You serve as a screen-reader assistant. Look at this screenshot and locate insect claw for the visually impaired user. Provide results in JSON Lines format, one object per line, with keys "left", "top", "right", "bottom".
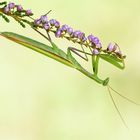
{"left": 103, "top": 77, "right": 109, "bottom": 86}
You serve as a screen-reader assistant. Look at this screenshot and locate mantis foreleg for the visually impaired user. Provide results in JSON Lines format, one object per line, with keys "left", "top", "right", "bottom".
{"left": 92, "top": 55, "right": 100, "bottom": 75}
{"left": 67, "top": 46, "right": 92, "bottom": 61}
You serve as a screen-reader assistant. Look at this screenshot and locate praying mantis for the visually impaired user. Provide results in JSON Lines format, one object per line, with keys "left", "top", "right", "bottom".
{"left": 0, "top": 1, "right": 139, "bottom": 128}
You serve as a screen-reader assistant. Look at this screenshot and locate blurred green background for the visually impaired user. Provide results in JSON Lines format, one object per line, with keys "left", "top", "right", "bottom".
{"left": 0, "top": 0, "right": 140, "bottom": 140}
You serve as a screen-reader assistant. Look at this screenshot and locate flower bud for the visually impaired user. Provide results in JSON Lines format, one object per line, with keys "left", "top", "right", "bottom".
{"left": 82, "top": 37, "right": 87, "bottom": 42}
{"left": 16, "top": 5, "right": 23, "bottom": 12}
{"left": 88, "top": 34, "right": 94, "bottom": 42}
{"left": 73, "top": 30, "right": 81, "bottom": 38}
{"left": 107, "top": 43, "right": 117, "bottom": 52}
{"left": 67, "top": 27, "right": 73, "bottom": 35}
{"left": 34, "top": 19, "right": 41, "bottom": 25}
{"left": 107, "top": 43, "right": 114, "bottom": 52}
{"left": 92, "top": 37, "right": 99, "bottom": 45}
{"left": 49, "top": 19, "right": 56, "bottom": 25}
{"left": 113, "top": 44, "right": 117, "bottom": 51}
{"left": 40, "top": 15, "right": 48, "bottom": 23}
{"left": 54, "top": 21, "right": 60, "bottom": 28}
{"left": 8, "top": 2, "right": 15, "bottom": 9}
{"left": 61, "top": 24, "right": 69, "bottom": 31}
{"left": 96, "top": 43, "right": 102, "bottom": 49}
{"left": 4, "top": 6, "right": 10, "bottom": 13}
{"left": 92, "top": 49, "right": 99, "bottom": 55}
{"left": 25, "top": 9, "right": 33, "bottom": 16}
{"left": 44, "top": 23, "right": 50, "bottom": 30}
{"left": 55, "top": 29, "right": 62, "bottom": 38}
{"left": 77, "top": 32, "right": 85, "bottom": 40}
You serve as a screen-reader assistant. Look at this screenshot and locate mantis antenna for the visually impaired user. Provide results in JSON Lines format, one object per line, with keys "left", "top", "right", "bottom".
{"left": 107, "top": 86, "right": 129, "bottom": 128}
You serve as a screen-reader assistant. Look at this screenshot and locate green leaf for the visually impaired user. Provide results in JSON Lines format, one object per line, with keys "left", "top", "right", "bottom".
{"left": 0, "top": 13, "right": 10, "bottom": 22}
{"left": 99, "top": 54, "right": 125, "bottom": 69}
{"left": 0, "top": 2, "right": 7, "bottom": 5}
{"left": 0, "top": 32, "right": 108, "bottom": 85}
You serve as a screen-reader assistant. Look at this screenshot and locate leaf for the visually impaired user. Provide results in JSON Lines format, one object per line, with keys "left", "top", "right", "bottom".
{"left": 0, "top": 32, "right": 108, "bottom": 85}
{"left": 99, "top": 54, "right": 125, "bottom": 69}
{"left": 0, "top": 2, "right": 7, "bottom": 5}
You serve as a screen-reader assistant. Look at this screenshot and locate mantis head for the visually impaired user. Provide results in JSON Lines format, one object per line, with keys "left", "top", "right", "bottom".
{"left": 100, "top": 43, "right": 126, "bottom": 70}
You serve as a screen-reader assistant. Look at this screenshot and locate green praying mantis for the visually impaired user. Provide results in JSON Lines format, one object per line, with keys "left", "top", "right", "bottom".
{"left": 0, "top": 1, "right": 139, "bottom": 128}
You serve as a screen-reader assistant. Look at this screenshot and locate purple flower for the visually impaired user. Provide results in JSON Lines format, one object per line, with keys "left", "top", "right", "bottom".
{"left": 73, "top": 30, "right": 81, "bottom": 38}
{"left": 55, "top": 29, "right": 62, "bottom": 38}
{"left": 16, "top": 5, "right": 23, "bottom": 12}
{"left": 107, "top": 43, "right": 117, "bottom": 52}
{"left": 54, "top": 21, "right": 60, "bottom": 28}
{"left": 40, "top": 15, "right": 48, "bottom": 23}
{"left": 88, "top": 34, "right": 94, "bottom": 42}
{"left": 44, "top": 23, "right": 50, "bottom": 30}
{"left": 88, "top": 35, "right": 100, "bottom": 45}
{"left": 25, "top": 9, "right": 33, "bottom": 16}
{"left": 113, "top": 44, "right": 117, "bottom": 51}
{"left": 82, "top": 37, "right": 87, "bottom": 42}
{"left": 49, "top": 19, "right": 56, "bottom": 25}
{"left": 49, "top": 19, "right": 60, "bottom": 28}
{"left": 67, "top": 27, "right": 73, "bottom": 35}
{"left": 34, "top": 19, "right": 41, "bottom": 25}
{"left": 61, "top": 24, "right": 69, "bottom": 31}
{"left": 4, "top": 6, "right": 10, "bottom": 13}
{"left": 92, "top": 37, "right": 99, "bottom": 45}
{"left": 8, "top": 2, "right": 15, "bottom": 9}
{"left": 79, "top": 33, "right": 85, "bottom": 40}
{"left": 107, "top": 43, "right": 115, "bottom": 52}
{"left": 92, "top": 49, "right": 99, "bottom": 55}
{"left": 96, "top": 43, "right": 102, "bottom": 49}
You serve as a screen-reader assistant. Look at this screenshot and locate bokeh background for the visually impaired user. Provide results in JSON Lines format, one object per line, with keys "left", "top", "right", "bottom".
{"left": 0, "top": 0, "right": 140, "bottom": 140}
